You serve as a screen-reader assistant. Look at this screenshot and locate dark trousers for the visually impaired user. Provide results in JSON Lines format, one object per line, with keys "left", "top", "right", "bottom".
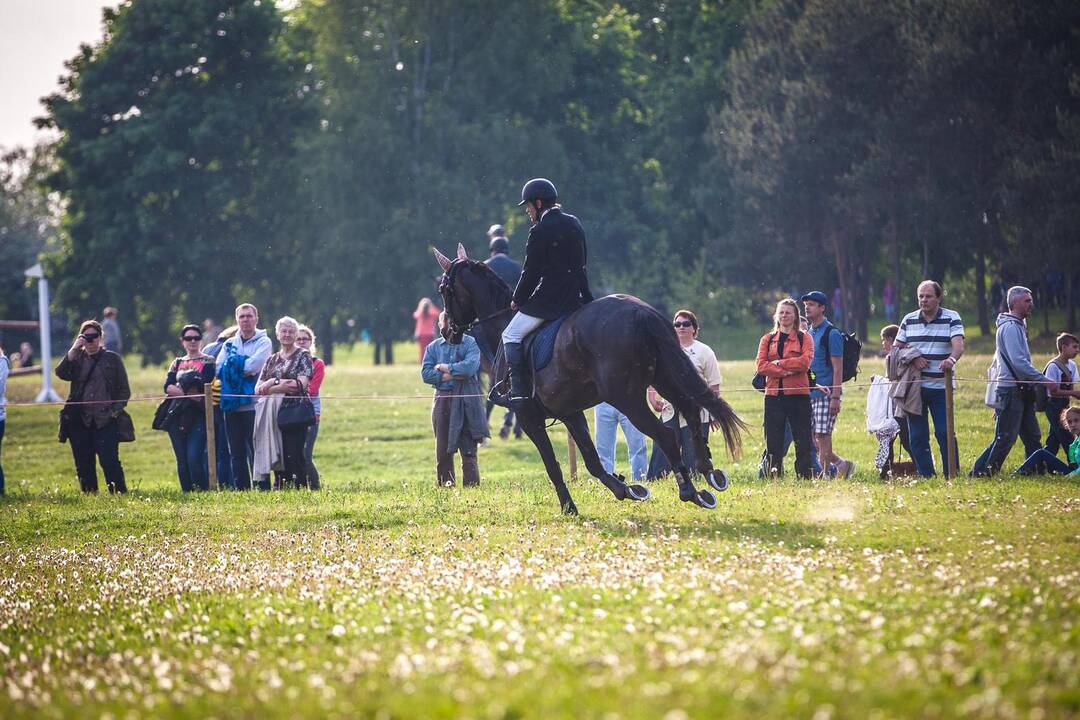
{"left": 213, "top": 406, "right": 234, "bottom": 490}
{"left": 0, "top": 418, "right": 5, "bottom": 495}
{"left": 224, "top": 410, "right": 255, "bottom": 490}
{"left": 280, "top": 426, "right": 310, "bottom": 489}
{"left": 1015, "top": 448, "right": 1073, "bottom": 476}
{"left": 1045, "top": 403, "right": 1073, "bottom": 458}
{"left": 763, "top": 394, "right": 814, "bottom": 478}
{"left": 168, "top": 417, "right": 208, "bottom": 492}
{"left": 972, "top": 387, "right": 1043, "bottom": 476}
{"left": 646, "top": 417, "right": 710, "bottom": 480}
{"left": 433, "top": 394, "right": 479, "bottom": 487}
{"left": 68, "top": 419, "right": 126, "bottom": 493}
{"left": 907, "top": 387, "right": 960, "bottom": 477}
{"left": 303, "top": 422, "right": 321, "bottom": 490}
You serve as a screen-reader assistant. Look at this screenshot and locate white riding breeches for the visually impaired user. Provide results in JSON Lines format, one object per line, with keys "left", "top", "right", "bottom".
{"left": 501, "top": 311, "right": 545, "bottom": 345}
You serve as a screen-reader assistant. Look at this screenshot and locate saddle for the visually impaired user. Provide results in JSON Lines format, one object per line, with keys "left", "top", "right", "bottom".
{"left": 524, "top": 314, "right": 571, "bottom": 372}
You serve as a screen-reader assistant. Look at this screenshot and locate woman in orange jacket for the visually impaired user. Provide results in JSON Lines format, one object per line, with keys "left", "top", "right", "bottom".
{"left": 756, "top": 298, "right": 816, "bottom": 477}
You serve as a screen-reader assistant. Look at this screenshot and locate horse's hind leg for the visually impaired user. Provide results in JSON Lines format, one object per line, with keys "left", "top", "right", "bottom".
{"left": 615, "top": 396, "right": 716, "bottom": 510}
{"left": 561, "top": 412, "right": 649, "bottom": 502}
{"left": 516, "top": 403, "right": 578, "bottom": 515}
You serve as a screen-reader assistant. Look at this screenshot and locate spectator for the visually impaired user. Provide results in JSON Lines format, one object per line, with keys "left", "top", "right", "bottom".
{"left": 882, "top": 280, "right": 897, "bottom": 322}
{"left": 214, "top": 304, "right": 271, "bottom": 491}
{"left": 422, "top": 312, "right": 488, "bottom": 487}
{"left": 296, "top": 324, "right": 325, "bottom": 490}
{"left": 102, "top": 307, "right": 123, "bottom": 355}
{"left": 990, "top": 275, "right": 1007, "bottom": 314}
{"left": 256, "top": 317, "right": 314, "bottom": 489}
{"left": 17, "top": 342, "right": 33, "bottom": 368}
{"left": 831, "top": 287, "right": 844, "bottom": 324}
{"left": 972, "top": 286, "right": 1050, "bottom": 476}
{"left": 0, "top": 342, "right": 6, "bottom": 495}
{"left": 594, "top": 403, "right": 648, "bottom": 482}
{"left": 1043, "top": 333, "right": 1080, "bottom": 459}
{"left": 413, "top": 298, "right": 441, "bottom": 364}
{"left": 757, "top": 316, "right": 826, "bottom": 478}
{"left": 892, "top": 281, "right": 964, "bottom": 477}
{"left": 880, "top": 324, "right": 916, "bottom": 477}
{"left": 1014, "top": 406, "right": 1080, "bottom": 476}
{"left": 163, "top": 324, "right": 216, "bottom": 492}
{"left": 484, "top": 225, "right": 524, "bottom": 440}
{"left": 56, "top": 320, "right": 131, "bottom": 493}
{"left": 646, "top": 310, "right": 722, "bottom": 479}
{"left": 201, "top": 325, "right": 237, "bottom": 490}
{"left": 757, "top": 298, "right": 816, "bottom": 478}
{"left": 203, "top": 318, "right": 223, "bottom": 343}
{"left": 801, "top": 291, "right": 855, "bottom": 478}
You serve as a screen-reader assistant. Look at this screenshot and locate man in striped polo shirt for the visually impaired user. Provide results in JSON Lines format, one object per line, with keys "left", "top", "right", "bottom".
{"left": 895, "top": 280, "right": 965, "bottom": 476}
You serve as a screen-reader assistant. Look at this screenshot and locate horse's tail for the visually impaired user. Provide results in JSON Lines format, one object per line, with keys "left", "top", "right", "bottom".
{"left": 639, "top": 309, "right": 748, "bottom": 459}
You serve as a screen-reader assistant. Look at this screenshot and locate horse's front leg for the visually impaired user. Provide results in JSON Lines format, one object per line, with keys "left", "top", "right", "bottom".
{"left": 516, "top": 403, "right": 578, "bottom": 515}
{"left": 561, "top": 412, "right": 649, "bottom": 502}
{"left": 686, "top": 415, "right": 729, "bottom": 493}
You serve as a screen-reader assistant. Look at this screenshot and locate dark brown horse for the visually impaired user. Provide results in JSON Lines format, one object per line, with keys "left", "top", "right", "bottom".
{"left": 434, "top": 244, "right": 748, "bottom": 515}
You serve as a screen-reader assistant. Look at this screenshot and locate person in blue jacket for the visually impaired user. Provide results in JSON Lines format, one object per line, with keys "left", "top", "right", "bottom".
{"left": 422, "top": 313, "right": 489, "bottom": 487}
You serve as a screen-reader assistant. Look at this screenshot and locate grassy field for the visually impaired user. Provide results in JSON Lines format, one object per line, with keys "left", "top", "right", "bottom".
{"left": 1, "top": 343, "right": 1078, "bottom": 719}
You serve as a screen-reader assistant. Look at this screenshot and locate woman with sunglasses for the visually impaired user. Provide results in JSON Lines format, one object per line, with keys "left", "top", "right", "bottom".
{"left": 646, "top": 309, "right": 723, "bottom": 479}
{"left": 55, "top": 320, "right": 131, "bottom": 493}
{"left": 163, "top": 324, "right": 217, "bottom": 491}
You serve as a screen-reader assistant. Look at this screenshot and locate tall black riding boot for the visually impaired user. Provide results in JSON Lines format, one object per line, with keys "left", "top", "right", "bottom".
{"left": 504, "top": 342, "right": 532, "bottom": 411}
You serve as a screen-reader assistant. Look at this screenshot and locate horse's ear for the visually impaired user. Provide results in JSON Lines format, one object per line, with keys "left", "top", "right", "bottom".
{"left": 433, "top": 247, "right": 452, "bottom": 272}
{"left": 456, "top": 243, "right": 469, "bottom": 261}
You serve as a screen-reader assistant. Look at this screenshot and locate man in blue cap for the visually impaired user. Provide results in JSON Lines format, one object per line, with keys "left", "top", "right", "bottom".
{"left": 801, "top": 290, "right": 855, "bottom": 478}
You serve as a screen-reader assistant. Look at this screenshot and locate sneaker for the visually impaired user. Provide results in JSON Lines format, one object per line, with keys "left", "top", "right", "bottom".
{"left": 838, "top": 460, "right": 856, "bottom": 479}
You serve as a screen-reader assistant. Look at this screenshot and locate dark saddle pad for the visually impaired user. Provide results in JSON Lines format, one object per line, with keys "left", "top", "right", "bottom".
{"left": 525, "top": 314, "right": 570, "bottom": 372}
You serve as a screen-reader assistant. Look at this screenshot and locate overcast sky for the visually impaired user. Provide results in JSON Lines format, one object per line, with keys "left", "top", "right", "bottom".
{"left": 0, "top": 0, "right": 119, "bottom": 151}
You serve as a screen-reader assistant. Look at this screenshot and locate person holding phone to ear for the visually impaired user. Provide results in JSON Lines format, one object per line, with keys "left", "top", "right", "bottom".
{"left": 55, "top": 319, "right": 131, "bottom": 493}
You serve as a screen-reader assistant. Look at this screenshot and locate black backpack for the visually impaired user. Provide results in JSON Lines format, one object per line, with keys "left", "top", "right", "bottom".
{"left": 821, "top": 325, "right": 862, "bottom": 383}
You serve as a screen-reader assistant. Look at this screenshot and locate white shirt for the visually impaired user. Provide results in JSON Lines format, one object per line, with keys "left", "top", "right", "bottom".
{"left": 659, "top": 339, "right": 722, "bottom": 427}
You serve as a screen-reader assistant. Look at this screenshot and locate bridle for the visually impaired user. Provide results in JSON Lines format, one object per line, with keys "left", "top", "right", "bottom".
{"left": 439, "top": 260, "right": 513, "bottom": 339}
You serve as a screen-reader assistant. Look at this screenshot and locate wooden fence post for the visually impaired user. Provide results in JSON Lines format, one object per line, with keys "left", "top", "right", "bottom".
{"left": 944, "top": 367, "right": 957, "bottom": 478}
{"left": 205, "top": 388, "right": 218, "bottom": 491}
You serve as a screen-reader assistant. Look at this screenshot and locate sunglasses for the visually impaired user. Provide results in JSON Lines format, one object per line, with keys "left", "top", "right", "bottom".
{"left": 81, "top": 333, "right": 100, "bottom": 341}
{"left": 182, "top": 335, "right": 202, "bottom": 342}
{"left": 673, "top": 321, "right": 694, "bottom": 329}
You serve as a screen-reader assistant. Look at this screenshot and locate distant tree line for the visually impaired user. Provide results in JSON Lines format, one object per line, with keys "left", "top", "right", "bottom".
{"left": 0, "top": 0, "right": 1075, "bottom": 363}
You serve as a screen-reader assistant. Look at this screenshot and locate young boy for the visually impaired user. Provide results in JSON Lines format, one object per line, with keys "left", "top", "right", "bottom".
{"left": 1044, "top": 332, "right": 1080, "bottom": 458}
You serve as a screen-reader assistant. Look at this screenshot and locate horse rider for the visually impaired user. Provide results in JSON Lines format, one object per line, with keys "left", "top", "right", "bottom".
{"left": 496, "top": 178, "right": 594, "bottom": 410}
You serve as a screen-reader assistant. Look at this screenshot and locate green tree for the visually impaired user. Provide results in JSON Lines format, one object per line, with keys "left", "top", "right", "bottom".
{"left": 41, "top": 0, "right": 313, "bottom": 363}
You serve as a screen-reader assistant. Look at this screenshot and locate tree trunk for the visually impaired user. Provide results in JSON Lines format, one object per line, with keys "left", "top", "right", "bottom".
{"left": 887, "top": 208, "right": 902, "bottom": 322}
{"left": 975, "top": 248, "right": 990, "bottom": 337}
{"left": 321, "top": 317, "right": 334, "bottom": 366}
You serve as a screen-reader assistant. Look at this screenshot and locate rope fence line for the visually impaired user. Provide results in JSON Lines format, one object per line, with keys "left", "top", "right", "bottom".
{"left": 0, "top": 374, "right": 1065, "bottom": 408}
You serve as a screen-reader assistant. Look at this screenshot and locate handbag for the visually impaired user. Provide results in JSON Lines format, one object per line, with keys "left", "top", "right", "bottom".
{"left": 152, "top": 398, "right": 178, "bottom": 431}
{"left": 275, "top": 354, "right": 316, "bottom": 430}
{"left": 115, "top": 408, "right": 136, "bottom": 442}
{"left": 277, "top": 393, "right": 315, "bottom": 430}
{"left": 751, "top": 373, "right": 766, "bottom": 393}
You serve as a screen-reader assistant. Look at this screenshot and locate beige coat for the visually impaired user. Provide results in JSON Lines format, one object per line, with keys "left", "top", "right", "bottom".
{"left": 887, "top": 347, "right": 924, "bottom": 417}
{"left": 254, "top": 394, "right": 284, "bottom": 475}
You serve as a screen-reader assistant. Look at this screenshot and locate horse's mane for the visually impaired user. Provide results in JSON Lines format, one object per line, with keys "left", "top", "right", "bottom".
{"left": 460, "top": 259, "right": 512, "bottom": 307}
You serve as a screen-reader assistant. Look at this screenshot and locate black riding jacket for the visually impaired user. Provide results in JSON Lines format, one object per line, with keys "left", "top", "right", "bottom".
{"left": 512, "top": 207, "right": 595, "bottom": 320}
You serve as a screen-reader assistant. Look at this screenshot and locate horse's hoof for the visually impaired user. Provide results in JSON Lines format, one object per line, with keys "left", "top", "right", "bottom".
{"left": 625, "top": 484, "right": 650, "bottom": 502}
{"left": 562, "top": 501, "right": 579, "bottom": 516}
{"left": 679, "top": 485, "right": 698, "bottom": 503}
{"left": 706, "top": 469, "right": 729, "bottom": 493}
{"left": 693, "top": 489, "right": 717, "bottom": 509}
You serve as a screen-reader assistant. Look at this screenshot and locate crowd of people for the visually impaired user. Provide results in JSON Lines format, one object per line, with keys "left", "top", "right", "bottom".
{"left": 1, "top": 253, "right": 1077, "bottom": 495}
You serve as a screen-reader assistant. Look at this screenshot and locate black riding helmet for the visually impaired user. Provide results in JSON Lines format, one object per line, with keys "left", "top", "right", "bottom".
{"left": 518, "top": 178, "right": 558, "bottom": 206}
